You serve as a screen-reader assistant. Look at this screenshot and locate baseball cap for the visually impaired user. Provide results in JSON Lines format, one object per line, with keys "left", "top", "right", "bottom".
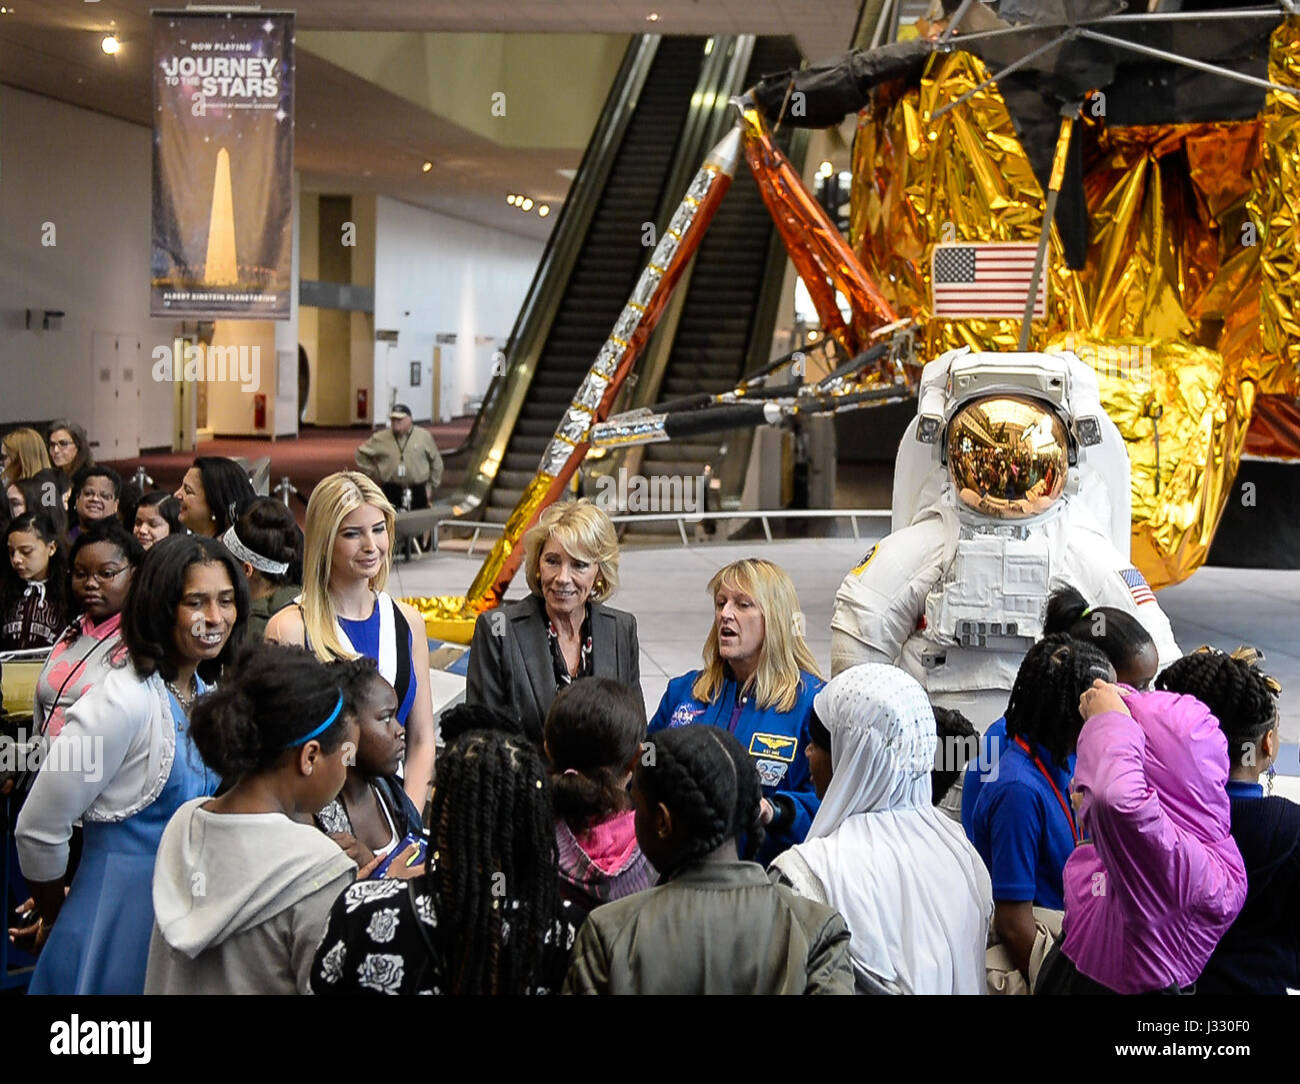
{"left": 389, "top": 404, "right": 413, "bottom": 419}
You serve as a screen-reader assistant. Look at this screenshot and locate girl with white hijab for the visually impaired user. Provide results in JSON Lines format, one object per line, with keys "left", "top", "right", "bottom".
{"left": 770, "top": 663, "right": 992, "bottom": 994}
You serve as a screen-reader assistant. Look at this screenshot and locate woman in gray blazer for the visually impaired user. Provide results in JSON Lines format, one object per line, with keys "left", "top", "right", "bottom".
{"left": 466, "top": 499, "right": 641, "bottom": 745}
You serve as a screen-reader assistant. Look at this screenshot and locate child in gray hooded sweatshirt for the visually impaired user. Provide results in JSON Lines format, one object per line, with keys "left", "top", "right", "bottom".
{"left": 145, "top": 643, "right": 370, "bottom": 995}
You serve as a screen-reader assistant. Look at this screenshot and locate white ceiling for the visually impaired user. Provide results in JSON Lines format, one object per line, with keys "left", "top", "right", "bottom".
{"left": 0, "top": 0, "right": 864, "bottom": 240}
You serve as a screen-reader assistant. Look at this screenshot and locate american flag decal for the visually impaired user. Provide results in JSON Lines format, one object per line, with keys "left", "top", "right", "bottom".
{"left": 1120, "top": 567, "right": 1156, "bottom": 607}
{"left": 931, "top": 243, "right": 1048, "bottom": 319}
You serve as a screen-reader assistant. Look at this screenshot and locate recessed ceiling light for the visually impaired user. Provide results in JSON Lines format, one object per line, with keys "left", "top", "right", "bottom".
{"left": 817, "top": 160, "right": 833, "bottom": 178}
{"left": 646, "top": 12, "right": 660, "bottom": 22}
{"left": 421, "top": 161, "right": 433, "bottom": 173}
{"left": 538, "top": 204, "right": 550, "bottom": 218}
{"left": 521, "top": 198, "right": 534, "bottom": 211}
{"left": 507, "top": 194, "right": 517, "bottom": 205}
{"left": 101, "top": 35, "right": 121, "bottom": 55}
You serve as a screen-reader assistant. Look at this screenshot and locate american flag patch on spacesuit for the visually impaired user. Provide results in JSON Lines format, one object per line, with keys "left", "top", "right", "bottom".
{"left": 1119, "top": 567, "right": 1156, "bottom": 606}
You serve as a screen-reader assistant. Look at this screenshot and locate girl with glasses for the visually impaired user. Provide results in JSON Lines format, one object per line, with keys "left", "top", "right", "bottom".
{"left": 32, "top": 521, "right": 143, "bottom": 740}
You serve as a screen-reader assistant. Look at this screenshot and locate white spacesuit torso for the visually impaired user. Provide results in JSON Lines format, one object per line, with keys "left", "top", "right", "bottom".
{"left": 831, "top": 349, "right": 1180, "bottom": 731}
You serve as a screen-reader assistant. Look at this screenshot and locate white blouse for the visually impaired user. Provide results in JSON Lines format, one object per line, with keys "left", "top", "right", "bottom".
{"left": 16, "top": 664, "right": 181, "bottom": 883}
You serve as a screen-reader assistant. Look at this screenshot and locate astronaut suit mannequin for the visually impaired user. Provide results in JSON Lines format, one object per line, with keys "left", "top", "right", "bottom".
{"left": 831, "top": 349, "right": 1180, "bottom": 732}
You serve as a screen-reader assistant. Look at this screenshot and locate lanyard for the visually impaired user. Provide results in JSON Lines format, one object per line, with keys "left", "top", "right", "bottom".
{"left": 1013, "top": 736, "right": 1081, "bottom": 846}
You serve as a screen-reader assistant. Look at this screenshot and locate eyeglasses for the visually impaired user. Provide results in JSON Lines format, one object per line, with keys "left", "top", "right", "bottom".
{"left": 49, "top": 440, "right": 75, "bottom": 450}
{"left": 72, "top": 566, "right": 128, "bottom": 585}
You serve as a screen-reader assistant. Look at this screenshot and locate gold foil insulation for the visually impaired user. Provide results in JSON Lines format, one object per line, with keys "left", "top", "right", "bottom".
{"left": 851, "top": 44, "right": 1299, "bottom": 586}
{"left": 1250, "top": 18, "right": 1300, "bottom": 396}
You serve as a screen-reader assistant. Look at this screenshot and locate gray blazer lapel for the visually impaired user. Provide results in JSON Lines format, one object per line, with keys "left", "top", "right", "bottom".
{"left": 515, "top": 596, "right": 555, "bottom": 725}
{"left": 590, "top": 603, "right": 619, "bottom": 679}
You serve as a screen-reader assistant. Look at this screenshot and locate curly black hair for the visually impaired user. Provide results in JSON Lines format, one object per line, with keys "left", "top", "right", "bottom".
{"left": 190, "top": 642, "right": 349, "bottom": 778}
{"left": 1005, "top": 633, "right": 1114, "bottom": 769}
{"left": 437, "top": 702, "right": 524, "bottom": 746}
{"left": 427, "top": 729, "right": 560, "bottom": 994}
{"left": 638, "top": 726, "right": 765, "bottom": 875}
{"left": 1156, "top": 648, "right": 1280, "bottom": 773}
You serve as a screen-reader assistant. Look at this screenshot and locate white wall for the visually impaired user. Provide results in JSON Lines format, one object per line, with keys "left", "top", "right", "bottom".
{"left": 371, "top": 195, "right": 543, "bottom": 422}
{"left": 0, "top": 86, "right": 176, "bottom": 452}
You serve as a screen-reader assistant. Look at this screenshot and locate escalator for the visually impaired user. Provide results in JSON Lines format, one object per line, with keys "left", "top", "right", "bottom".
{"left": 443, "top": 34, "right": 806, "bottom": 524}
{"left": 627, "top": 37, "right": 807, "bottom": 530}
{"left": 481, "top": 35, "right": 707, "bottom": 523}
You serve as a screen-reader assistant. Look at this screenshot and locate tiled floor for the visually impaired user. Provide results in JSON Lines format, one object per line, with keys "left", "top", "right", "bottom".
{"left": 393, "top": 533, "right": 1300, "bottom": 746}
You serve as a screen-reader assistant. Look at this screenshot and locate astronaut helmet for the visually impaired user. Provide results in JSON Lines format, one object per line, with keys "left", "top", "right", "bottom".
{"left": 946, "top": 393, "right": 1070, "bottom": 520}
{"left": 913, "top": 351, "right": 1078, "bottom": 521}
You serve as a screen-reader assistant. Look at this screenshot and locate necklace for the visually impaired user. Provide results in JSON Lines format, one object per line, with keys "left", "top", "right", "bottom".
{"left": 165, "top": 674, "right": 198, "bottom": 712}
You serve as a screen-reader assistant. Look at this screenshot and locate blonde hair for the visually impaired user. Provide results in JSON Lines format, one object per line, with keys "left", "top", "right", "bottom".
{"left": 523, "top": 499, "right": 620, "bottom": 603}
{"left": 692, "top": 558, "right": 821, "bottom": 713}
{"left": 300, "top": 471, "right": 396, "bottom": 662}
{"left": 2, "top": 428, "right": 51, "bottom": 486}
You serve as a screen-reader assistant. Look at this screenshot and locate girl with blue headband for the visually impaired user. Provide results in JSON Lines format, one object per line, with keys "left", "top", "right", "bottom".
{"left": 144, "top": 642, "right": 362, "bottom": 994}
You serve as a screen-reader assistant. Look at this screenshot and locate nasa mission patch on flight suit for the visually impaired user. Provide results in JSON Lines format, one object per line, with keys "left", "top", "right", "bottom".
{"left": 749, "top": 731, "right": 798, "bottom": 787}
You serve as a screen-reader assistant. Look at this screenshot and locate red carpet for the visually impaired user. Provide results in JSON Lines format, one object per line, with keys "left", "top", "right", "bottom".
{"left": 103, "top": 419, "right": 473, "bottom": 525}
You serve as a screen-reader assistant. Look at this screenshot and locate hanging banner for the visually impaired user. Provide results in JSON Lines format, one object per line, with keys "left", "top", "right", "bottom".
{"left": 151, "top": 11, "right": 294, "bottom": 318}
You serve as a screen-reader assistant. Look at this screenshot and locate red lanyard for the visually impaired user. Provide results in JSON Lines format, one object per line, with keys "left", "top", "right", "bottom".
{"left": 1013, "top": 736, "right": 1081, "bottom": 846}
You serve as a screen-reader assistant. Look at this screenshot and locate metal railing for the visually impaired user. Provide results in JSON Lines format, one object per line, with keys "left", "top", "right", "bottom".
{"left": 435, "top": 507, "right": 891, "bottom": 555}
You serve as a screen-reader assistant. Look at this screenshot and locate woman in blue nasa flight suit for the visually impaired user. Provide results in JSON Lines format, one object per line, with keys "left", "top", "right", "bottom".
{"left": 649, "top": 558, "right": 822, "bottom": 863}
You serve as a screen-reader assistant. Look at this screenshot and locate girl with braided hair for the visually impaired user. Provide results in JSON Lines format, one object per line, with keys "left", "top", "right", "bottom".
{"left": 563, "top": 725, "right": 853, "bottom": 994}
{"left": 312, "top": 728, "right": 582, "bottom": 995}
{"left": 1156, "top": 647, "right": 1298, "bottom": 995}
{"left": 965, "top": 633, "right": 1115, "bottom": 980}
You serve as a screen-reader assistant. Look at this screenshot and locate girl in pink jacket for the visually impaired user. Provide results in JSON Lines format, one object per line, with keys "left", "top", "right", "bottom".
{"left": 1036, "top": 678, "right": 1248, "bottom": 994}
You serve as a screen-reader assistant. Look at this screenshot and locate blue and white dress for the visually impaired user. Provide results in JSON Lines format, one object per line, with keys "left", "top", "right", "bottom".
{"left": 17, "top": 667, "right": 220, "bottom": 995}
{"left": 303, "top": 591, "right": 417, "bottom": 728}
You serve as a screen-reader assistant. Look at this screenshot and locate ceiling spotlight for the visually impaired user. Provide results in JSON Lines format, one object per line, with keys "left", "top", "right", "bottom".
{"left": 521, "top": 198, "right": 534, "bottom": 211}
{"left": 817, "top": 160, "right": 833, "bottom": 179}
{"left": 646, "top": 12, "right": 660, "bottom": 22}
{"left": 506, "top": 194, "right": 517, "bottom": 205}
{"left": 807, "top": 330, "right": 820, "bottom": 342}
{"left": 538, "top": 204, "right": 550, "bottom": 218}
{"left": 421, "top": 160, "right": 433, "bottom": 173}
{"left": 101, "top": 34, "right": 121, "bottom": 55}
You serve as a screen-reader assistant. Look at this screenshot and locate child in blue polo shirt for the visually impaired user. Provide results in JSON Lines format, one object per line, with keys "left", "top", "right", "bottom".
{"left": 966, "top": 633, "right": 1115, "bottom": 978}
{"left": 961, "top": 586, "right": 1161, "bottom": 840}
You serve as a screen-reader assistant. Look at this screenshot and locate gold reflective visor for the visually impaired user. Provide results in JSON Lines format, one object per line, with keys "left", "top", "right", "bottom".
{"left": 947, "top": 395, "right": 1069, "bottom": 520}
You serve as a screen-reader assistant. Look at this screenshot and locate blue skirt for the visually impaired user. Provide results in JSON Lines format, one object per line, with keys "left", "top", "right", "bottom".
{"left": 28, "top": 702, "right": 218, "bottom": 995}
